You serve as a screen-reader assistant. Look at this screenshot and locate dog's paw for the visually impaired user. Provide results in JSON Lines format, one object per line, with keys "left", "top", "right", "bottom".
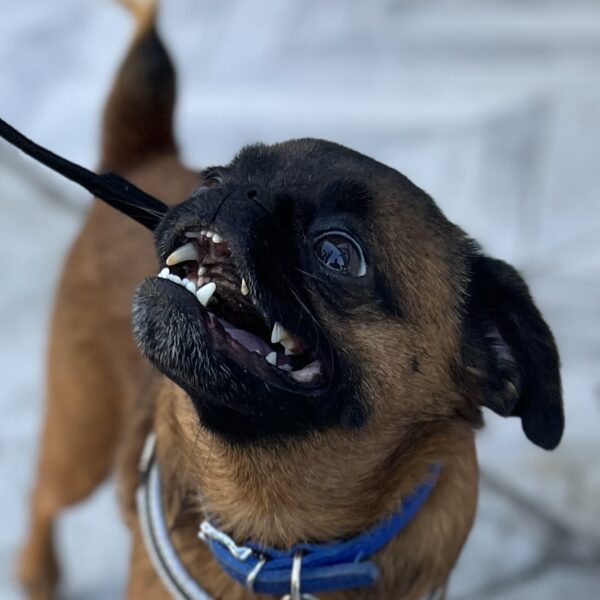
{"left": 17, "top": 541, "right": 59, "bottom": 600}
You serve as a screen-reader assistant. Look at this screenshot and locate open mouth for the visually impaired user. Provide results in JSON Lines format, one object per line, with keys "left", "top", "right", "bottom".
{"left": 155, "top": 229, "right": 324, "bottom": 387}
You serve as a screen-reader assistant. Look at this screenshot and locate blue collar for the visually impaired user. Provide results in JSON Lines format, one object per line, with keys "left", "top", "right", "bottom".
{"left": 198, "top": 464, "right": 441, "bottom": 597}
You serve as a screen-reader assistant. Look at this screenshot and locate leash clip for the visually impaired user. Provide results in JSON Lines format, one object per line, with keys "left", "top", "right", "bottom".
{"left": 245, "top": 554, "right": 267, "bottom": 593}
{"left": 281, "top": 551, "right": 319, "bottom": 600}
{"left": 198, "top": 520, "right": 253, "bottom": 561}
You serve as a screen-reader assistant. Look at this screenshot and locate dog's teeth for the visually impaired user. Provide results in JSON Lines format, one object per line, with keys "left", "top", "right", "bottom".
{"left": 279, "top": 364, "right": 293, "bottom": 372}
{"left": 198, "top": 266, "right": 207, "bottom": 276}
{"left": 266, "top": 351, "right": 277, "bottom": 366}
{"left": 212, "top": 233, "right": 223, "bottom": 244}
{"left": 270, "top": 322, "right": 291, "bottom": 344}
{"left": 241, "top": 278, "right": 249, "bottom": 296}
{"left": 290, "top": 360, "right": 322, "bottom": 383}
{"left": 167, "top": 274, "right": 182, "bottom": 284}
{"left": 206, "top": 231, "right": 214, "bottom": 239}
{"left": 158, "top": 268, "right": 170, "bottom": 278}
{"left": 196, "top": 282, "right": 216, "bottom": 306}
{"left": 166, "top": 242, "right": 198, "bottom": 266}
{"left": 281, "top": 338, "right": 298, "bottom": 355}
{"left": 185, "top": 281, "right": 197, "bottom": 293}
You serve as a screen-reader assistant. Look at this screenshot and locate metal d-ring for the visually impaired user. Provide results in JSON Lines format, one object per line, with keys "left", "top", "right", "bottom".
{"left": 280, "top": 551, "right": 319, "bottom": 600}
{"left": 246, "top": 555, "right": 267, "bottom": 593}
{"left": 290, "top": 551, "right": 302, "bottom": 600}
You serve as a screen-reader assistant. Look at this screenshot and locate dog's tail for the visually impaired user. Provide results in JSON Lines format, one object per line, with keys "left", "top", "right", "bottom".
{"left": 101, "top": 0, "right": 177, "bottom": 172}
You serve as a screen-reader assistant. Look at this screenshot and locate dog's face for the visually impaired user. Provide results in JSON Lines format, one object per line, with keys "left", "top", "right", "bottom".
{"left": 133, "top": 139, "right": 563, "bottom": 449}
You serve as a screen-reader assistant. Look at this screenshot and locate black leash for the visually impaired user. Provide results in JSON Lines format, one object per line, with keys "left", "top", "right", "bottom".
{"left": 0, "top": 117, "right": 167, "bottom": 230}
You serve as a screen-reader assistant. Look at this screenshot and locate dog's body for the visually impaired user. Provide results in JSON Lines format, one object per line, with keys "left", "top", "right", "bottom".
{"left": 17, "top": 3, "right": 563, "bottom": 600}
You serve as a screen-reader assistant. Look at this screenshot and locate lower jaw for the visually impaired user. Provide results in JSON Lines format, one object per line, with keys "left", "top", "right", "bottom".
{"left": 155, "top": 272, "right": 325, "bottom": 387}
{"left": 168, "top": 348, "right": 333, "bottom": 442}
{"left": 190, "top": 398, "right": 323, "bottom": 443}
{"left": 159, "top": 346, "right": 351, "bottom": 444}
{"left": 133, "top": 279, "right": 336, "bottom": 442}
{"left": 206, "top": 314, "right": 326, "bottom": 390}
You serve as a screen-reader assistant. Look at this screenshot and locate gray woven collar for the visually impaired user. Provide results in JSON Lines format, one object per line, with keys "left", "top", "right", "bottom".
{"left": 136, "top": 433, "right": 212, "bottom": 600}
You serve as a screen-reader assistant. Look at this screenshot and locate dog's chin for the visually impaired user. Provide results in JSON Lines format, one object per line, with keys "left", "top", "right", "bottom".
{"left": 132, "top": 277, "right": 348, "bottom": 443}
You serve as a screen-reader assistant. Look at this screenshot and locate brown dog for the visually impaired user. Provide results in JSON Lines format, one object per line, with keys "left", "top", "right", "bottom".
{"left": 17, "top": 2, "right": 564, "bottom": 599}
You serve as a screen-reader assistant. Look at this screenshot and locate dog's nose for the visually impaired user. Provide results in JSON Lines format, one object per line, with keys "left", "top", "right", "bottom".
{"left": 239, "top": 184, "right": 273, "bottom": 214}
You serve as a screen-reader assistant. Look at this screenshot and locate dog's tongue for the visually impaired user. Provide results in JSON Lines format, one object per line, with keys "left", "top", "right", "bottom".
{"left": 220, "top": 319, "right": 272, "bottom": 356}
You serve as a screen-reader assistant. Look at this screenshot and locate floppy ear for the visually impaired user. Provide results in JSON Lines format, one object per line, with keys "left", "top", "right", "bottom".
{"left": 463, "top": 253, "right": 564, "bottom": 450}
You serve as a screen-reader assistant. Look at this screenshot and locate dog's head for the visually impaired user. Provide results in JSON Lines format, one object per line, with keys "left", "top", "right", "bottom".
{"left": 132, "top": 139, "right": 563, "bottom": 450}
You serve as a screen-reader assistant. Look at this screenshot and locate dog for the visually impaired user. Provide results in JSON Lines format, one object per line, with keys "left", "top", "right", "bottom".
{"left": 16, "top": 1, "right": 564, "bottom": 599}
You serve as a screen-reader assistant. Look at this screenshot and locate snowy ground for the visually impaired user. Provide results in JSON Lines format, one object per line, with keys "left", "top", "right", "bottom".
{"left": 1, "top": 1, "right": 599, "bottom": 598}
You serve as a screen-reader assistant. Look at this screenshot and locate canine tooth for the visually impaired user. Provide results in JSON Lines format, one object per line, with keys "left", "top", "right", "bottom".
{"left": 166, "top": 242, "right": 198, "bottom": 266}
{"left": 266, "top": 352, "right": 277, "bottom": 366}
{"left": 168, "top": 274, "right": 182, "bottom": 284}
{"left": 212, "top": 233, "right": 223, "bottom": 243}
{"left": 185, "top": 282, "right": 197, "bottom": 293}
{"left": 196, "top": 282, "right": 216, "bottom": 306}
{"left": 206, "top": 231, "right": 214, "bottom": 239}
{"left": 158, "top": 268, "right": 169, "bottom": 278}
{"left": 198, "top": 266, "right": 207, "bottom": 276}
{"left": 241, "top": 278, "right": 249, "bottom": 296}
{"left": 270, "top": 322, "right": 291, "bottom": 344}
{"left": 279, "top": 364, "right": 293, "bottom": 372}
{"left": 290, "top": 360, "right": 322, "bottom": 383}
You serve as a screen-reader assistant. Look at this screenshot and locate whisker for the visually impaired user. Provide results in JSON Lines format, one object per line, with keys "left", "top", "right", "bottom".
{"left": 285, "top": 279, "right": 336, "bottom": 388}
{"left": 293, "top": 267, "right": 328, "bottom": 285}
{"left": 286, "top": 281, "right": 323, "bottom": 335}
{"left": 208, "top": 190, "right": 236, "bottom": 225}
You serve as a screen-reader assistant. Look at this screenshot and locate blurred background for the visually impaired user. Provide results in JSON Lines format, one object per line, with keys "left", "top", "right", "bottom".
{"left": 1, "top": 0, "right": 599, "bottom": 598}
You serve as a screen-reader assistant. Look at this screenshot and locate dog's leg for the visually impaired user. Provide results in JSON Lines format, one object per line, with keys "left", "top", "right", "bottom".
{"left": 17, "top": 285, "right": 129, "bottom": 600}
{"left": 18, "top": 3, "right": 172, "bottom": 598}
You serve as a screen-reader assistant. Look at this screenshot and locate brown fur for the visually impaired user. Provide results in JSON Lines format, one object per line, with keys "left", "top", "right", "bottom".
{"left": 19, "top": 3, "right": 482, "bottom": 599}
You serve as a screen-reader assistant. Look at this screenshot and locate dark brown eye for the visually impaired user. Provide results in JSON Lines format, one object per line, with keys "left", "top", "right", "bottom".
{"left": 314, "top": 231, "right": 366, "bottom": 277}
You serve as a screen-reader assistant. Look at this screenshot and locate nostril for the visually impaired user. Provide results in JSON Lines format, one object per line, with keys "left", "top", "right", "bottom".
{"left": 247, "top": 189, "right": 258, "bottom": 200}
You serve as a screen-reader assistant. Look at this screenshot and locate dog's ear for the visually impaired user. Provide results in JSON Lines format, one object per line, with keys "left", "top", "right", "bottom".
{"left": 463, "top": 253, "right": 564, "bottom": 450}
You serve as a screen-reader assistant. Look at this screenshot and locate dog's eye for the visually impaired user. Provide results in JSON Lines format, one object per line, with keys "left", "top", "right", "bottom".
{"left": 314, "top": 231, "right": 366, "bottom": 277}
